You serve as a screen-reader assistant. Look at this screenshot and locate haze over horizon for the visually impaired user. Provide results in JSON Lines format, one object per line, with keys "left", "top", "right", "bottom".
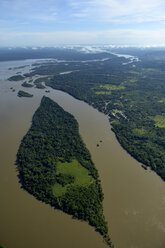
{"left": 1, "top": 0, "right": 165, "bottom": 47}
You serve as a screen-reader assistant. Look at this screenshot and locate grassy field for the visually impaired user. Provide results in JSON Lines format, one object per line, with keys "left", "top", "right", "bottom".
{"left": 153, "top": 115, "right": 165, "bottom": 128}
{"left": 93, "top": 84, "right": 125, "bottom": 95}
{"left": 99, "top": 84, "right": 125, "bottom": 90}
{"left": 113, "top": 109, "right": 123, "bottom": 114}
{"left": 128, "top": 79, "right": 137, "bottom": 83}
{"left": 95, "top": 91, "right": 111, "bottom": 95}
{"left": 53, "top": 159, "right": 92, "bottom": 197}
{"left": 158, "top": 99, "right": 165, "bottom": 103}
{"left": 128, "top": 70, "right": 140, "bottom": 74}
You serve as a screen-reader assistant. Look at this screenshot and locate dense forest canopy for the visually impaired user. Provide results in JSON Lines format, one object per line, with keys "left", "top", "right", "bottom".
{"left": 16, "top": 96, "right": 112, "bottom": 247}
{"left": 17, "top": 90, "right": 33, "bottom": 98}
{"left": 12, "top": 47, "right": 165, "bottom": 181}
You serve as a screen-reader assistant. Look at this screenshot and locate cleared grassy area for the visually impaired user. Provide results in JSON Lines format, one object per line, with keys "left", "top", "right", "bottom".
{"left": 53, "top": 159, "right": 92, "bottom": 197}
{"left": 142, "top": 68, "right": 161, "bottom": 72}
{"left": 153, "top": 115, "right": 165, "bottom": 128}
{"left": 113, "top": 109, "right": 123, "bottom": 114}
{"left": 52, "top": 183, "right": 67, "bottom": 196}
{"left": 95, "top": 91, "right": 111, "bottom": 95}
{"left": 128, "top": 71, "right": 139, "bottom": 74}
{"left": 99, "top": 84, "right": 125, "bottom": 90}
{"left": 158, "top": 99, "right": 165, "bottom": 103}
{"left": 128, "top": 79, "right": 137, "bottom": 83}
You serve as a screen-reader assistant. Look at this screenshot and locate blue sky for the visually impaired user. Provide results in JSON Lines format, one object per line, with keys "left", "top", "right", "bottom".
{"left": 1, "top": 0, "right": 165, "bottom": 46}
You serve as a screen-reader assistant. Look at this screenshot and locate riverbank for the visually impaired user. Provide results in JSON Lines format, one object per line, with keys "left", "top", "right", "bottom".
{"left": 0, "top": 59, "right": 165, "bottom": 248}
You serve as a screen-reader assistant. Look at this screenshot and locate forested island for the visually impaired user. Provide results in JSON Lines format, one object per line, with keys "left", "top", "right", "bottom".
{"left": 8, "top": 75, "right": 25, "bottom": 81}
{"left": 17, "top": 90, "right": 33, "bottom": 98}
{"left": 16, "top": 96, "right": 112, "bottom": 247}
{"left": 21, "top": 81, "right": 33, "bottom": 88}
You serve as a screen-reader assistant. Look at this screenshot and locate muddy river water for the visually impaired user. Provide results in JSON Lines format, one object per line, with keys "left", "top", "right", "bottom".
{"left": 0, "top": 60, "right": 165, "bottom": 248}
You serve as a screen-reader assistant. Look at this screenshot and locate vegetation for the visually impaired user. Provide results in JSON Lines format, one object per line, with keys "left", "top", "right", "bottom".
{"left": 158, "top": 99, "right": 165, "bottom": 103}
{"left": 33, "top": 78, "right": 46, "bottom": 89}
{"left": 53, "top": 159, "right": 93, "bottom": 197}
{"left": 11, "top": 48, "right": 165, "bottom": 181}
{"left": 152, "top": 115, "right": 165, "bottom": 128}
{"left": 99, "top": 84, "right": 125, "bottom": 90}
{"left": 16, "top": 96, "right": 112, "bottom": 247}
{"left": 35, "top": 83, "right": 45, "bottom": 89}
{"left": 32, "top": 51, "right": 165, "bottom": 181}
{"left": 17, "top": 90, "right": 33, "bottom": 98}
{"left": 0, "top": 47, "right": 115, "bottom": 61}
{"left": 95, "top": 91, "right": 111, "bottom": 95}
{"left": 8, "top": 75, "right": 24, "bottom": 81}
{"left": 21, "top": 81, "right": 33, "bottom": 88}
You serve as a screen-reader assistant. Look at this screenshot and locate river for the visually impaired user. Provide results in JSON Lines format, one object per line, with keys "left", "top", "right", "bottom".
{"left": 0, "top": 60, "right": 165, "bottom": 248}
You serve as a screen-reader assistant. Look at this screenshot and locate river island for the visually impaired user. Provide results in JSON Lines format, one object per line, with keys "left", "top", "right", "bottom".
{"left": 16, "top": 96, "right": 113, "bottom": 247}
{"left": 17, "top": 90, "right": 33, "bottom": 98}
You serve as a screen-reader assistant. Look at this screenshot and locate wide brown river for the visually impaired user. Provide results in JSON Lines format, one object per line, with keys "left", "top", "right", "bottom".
{"left": 0, "top": 60, "right": 165, "bottom": 248}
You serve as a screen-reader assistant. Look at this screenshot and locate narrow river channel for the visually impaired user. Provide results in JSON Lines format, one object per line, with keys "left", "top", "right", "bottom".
{"left": 0, "top": 60, "right": 165, "bottom": 248}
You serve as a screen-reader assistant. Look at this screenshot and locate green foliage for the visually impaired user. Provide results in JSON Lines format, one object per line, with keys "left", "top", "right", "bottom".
{"left": 56, "top": 173, "right": 75, "bottom": 186}
{"left": 95, "top": 91, "right": 111, "bottom": 95}
{"left": 34, "top": 52, "right": 165, "bottom": 181}
{"left": 8, "top": 75, "right": 24, "bottom": 81}
{"left": 17, "top": 90, "right": 33, "bottom": 98}
{"left": 99, "top": 84, "right": 125, "bottom": 90}
{"left": 35, "top": 83, "right": 45, "bottom": 89}
{"left": 158, "top": 99, "right": 165, "bottom": 103}
{"left": 152, "top": 115, "right": 165, "bottom": 128}
{"left": 21, "top": 81, "right": 33, "bottom": 88}
{"left": 133, "top": 128, "right": 146, "bottom": 136}
{"left": 33, "top": 77, "right": 47, "bottom": 89}
{"left": 33, "top": 77, "right": 49, "bottom": 84}
{"left": 53, "top": 159, "right": 92, "bottom": 196}
{"left": 17, "top": 96, "right": 112, "bottom": 247}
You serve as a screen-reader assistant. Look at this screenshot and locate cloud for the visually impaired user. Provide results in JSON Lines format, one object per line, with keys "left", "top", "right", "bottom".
{"left": 1, "top": 0, "right": 165, "bottom": 46}
{"left": 0, "top": 0, "right": 60, "bottom": 22}
{"left": 1, "top": 29, "right": 165, "bottom": 46}
{"left": 0, "top": 31, "right": 97, "bottom": 46}
{"left": 71, "top": 8, "right": 89, "bottom": 18}
{"left": 31, "top": 13, "right": 58, "bottom": 22}
{"left": 97, "top": 29, "right": 165, "bottom": 45}
{"left": 1, "top": 0, "right": 165, "bottom": 24}
{"left": 68, "top": 0, "right": 165, "bottom": 23}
